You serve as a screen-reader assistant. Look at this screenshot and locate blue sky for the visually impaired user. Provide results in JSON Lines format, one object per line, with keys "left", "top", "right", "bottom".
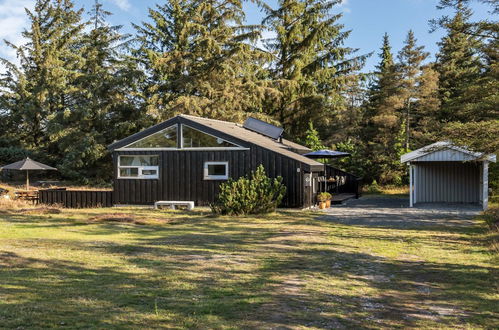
{"left": 0, "top": 0, "right": 494, "bottom": 72}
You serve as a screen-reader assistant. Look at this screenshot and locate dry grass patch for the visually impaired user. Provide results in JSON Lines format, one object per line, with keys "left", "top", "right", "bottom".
{"left": 15, "top": 207, "right": 62, "bottom": 215}
{"left": 88, "top": 212, "right": 179, "bottom": 226}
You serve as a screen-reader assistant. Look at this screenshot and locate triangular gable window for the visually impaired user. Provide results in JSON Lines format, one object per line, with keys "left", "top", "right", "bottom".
{"left": 182, "top": 125, "right": 240, "bottom": 148}
{"left": 125, "top": 125, "right": 177, "bottom": 149}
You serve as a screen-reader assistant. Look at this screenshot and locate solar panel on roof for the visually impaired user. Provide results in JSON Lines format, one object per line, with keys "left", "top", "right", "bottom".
{"left": 243, "top": 117, "right": 284, "bottom": 140}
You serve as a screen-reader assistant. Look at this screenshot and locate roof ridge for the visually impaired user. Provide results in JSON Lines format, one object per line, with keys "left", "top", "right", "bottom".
{"left": 179, "top": 114, "right": 238, "bottom": 126}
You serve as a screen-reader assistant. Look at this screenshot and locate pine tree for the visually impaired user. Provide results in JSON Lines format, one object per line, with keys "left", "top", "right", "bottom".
{"left": 261, "top": 0, "right": 366, "bottom": 138}
{"left": 397, "top": 30, "right": 429, "bottom": 149}
{"left": 361, "top": 34, "right": 406, "bottom": 184}
{"left": 134, "top": 0, "right": 270, "bottom": 122}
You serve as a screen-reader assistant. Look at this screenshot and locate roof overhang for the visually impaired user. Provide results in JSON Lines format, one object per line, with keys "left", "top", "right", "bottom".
{"left": 401, "top": 141, "right": 496, "bottom": 163}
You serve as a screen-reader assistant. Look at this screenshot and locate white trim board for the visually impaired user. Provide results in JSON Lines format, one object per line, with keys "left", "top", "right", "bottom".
{"left": 401, "top": 141, "right": 496, "bottom": 163}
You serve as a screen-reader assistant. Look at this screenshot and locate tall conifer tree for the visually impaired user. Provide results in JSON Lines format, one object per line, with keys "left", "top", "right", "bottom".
{"left": 134, "top": 0, "right": 270, "bottom": 122}
{"left": 412, "top": 64, "right": 441, "bottom": 146}
{"left": 434, "top": 2, "right": 483, "bottom": 122}
{"left": 397, "top": 30, "right": 429, "bottom": 149}
{"left": 0, "top": 0, "right": 86, "bottom": 150}
{"left": 47, "top": 0, "right": 142, "bottom": 181}
{"left": 261, "top": 0, "right": 366, "bottom": 138}
{"left": 361, "top": 34, "right": 405, "bottom": 184}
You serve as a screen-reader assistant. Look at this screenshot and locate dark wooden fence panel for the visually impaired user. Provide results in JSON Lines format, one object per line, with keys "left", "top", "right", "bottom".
{"left": 325, "top": 166, "right": 362, "bottom": 198}
{"left": 39, "top": 190, "right": 113, "bottom": 208}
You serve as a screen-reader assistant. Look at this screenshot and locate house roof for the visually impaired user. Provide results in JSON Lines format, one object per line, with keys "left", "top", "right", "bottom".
{"left": 400, "top": 141, "right": 497, "bottom": 163}
{"left": 109, "top": 114, "right": 324, "bottom": 171}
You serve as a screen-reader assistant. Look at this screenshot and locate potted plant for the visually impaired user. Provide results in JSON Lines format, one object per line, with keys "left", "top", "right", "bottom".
{"left": 325, "top": 192, "right": 333, "bottom": 208}
{"left": 317, "top": 192, "right": 332, "bottom": 209}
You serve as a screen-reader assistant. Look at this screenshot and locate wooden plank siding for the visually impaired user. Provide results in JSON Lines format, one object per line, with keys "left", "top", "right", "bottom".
{"left": 39, "top": 190, "right": 113, "bottom": 208}
{"left": 113, "top": 146, "right": 309, "bottom": 207}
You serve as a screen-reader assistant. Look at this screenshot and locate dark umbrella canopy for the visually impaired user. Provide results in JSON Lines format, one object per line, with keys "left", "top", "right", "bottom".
{"left": 1, "top": 157, "right": 57, "bottom": 190}
{"left": 303, "top": 150, "right": 350, "bottom": 194}
{"left": 1, "top": 157, "right": 57, "bottom": 171}
{"left": 303, "top": 150, "right": 350, "bottom": 159}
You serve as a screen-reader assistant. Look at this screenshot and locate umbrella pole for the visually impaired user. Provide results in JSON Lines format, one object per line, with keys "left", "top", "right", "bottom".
{"left": 324, "top": 160, "right": 326, "bottom": 193}
{"left": 26, "top": 170, "right": 29, "bottom": 190}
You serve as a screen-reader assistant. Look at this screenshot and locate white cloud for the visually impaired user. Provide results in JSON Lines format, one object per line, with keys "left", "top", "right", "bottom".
{"left": 108, "top": 0, "right": 131, "bottom": 11}
{"left": 0, "top": 0, "right": 34, "bottom": 68}
{"left": 338, "top": 0, "right": 351, "bottom": 13}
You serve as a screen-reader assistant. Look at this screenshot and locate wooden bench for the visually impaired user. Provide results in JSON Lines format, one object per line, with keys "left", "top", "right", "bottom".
{"left": 154, "top": 201, "right": 195, "bottom": 210}
{"left": 15, "top": 190, "right": 39, "bottom": 204}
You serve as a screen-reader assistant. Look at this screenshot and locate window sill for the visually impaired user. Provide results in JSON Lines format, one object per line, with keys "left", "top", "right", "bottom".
{"left": 117, "top": 177, "right": 159, "bottom": 180}
{"left": 203, "top": 177, "right": 229, "bottom": 181}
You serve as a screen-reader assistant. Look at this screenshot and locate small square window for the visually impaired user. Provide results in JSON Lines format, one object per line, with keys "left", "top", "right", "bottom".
{"left": 120, "top": 168, "right": 139, "bottom": 177}
{"left": 204, "top": 162, "right": 228, "bottom": 180}
{"left": 142, "top": 169, "right": 157, "bottom": 176}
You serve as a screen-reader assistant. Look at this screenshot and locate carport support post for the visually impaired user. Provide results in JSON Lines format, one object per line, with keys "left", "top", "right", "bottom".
{"left": 409, "top": 164, "right": 413, "bottom": 207}
{"left": 483, "top": 161, "right": 489, "bottom": 211}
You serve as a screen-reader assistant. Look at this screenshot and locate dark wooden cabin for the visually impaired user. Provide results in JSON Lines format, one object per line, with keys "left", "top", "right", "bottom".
{"left": 108, "top": 115, "right": 359, "bottom": 208}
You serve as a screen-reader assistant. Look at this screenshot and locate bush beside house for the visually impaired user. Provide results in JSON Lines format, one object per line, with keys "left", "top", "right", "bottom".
{"left": 211, "top": 165, "right": 286, "bottom": 215}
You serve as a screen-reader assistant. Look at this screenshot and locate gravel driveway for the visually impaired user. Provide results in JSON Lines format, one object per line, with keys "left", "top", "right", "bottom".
{"left": 319, "top": 195, "right": 482, "bottom": 228}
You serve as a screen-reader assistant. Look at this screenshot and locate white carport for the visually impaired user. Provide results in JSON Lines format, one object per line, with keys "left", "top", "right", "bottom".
{"left": 401, "top": 142, "right": 496, "bottom": 210}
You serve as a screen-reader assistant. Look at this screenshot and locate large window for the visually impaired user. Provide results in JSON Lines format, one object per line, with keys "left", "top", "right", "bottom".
{"left": 125, "top": 126, "right": 177, "bottom": 149}
{"left": 118, "top": 155, "right": 159, "bottom": 179}
{"left": 182, "top": 125, "right": 238, "bottom": 148}
{"left": 204, "top": 161, "right": 229, "bottom": 180}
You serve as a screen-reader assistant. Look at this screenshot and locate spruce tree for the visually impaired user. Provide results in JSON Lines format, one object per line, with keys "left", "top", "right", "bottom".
{"left": 434, "top": 2, "right": 483, "bottom": 122}
{"left": 0, "top": 0, "right": 142, "bottom": 182}
{"left": 0, "top": 0, "right": 86, "bottom": 150}
{"left": 47, "top": 0, "right": 142, "bottom": 182}
{"left": 304, "top": 121, "right": 325, "bottom": 151}
{"left": 397, "top": 30, "right": 429, "bottom": 149}
{"left": 361, "top": 34, "right": 405, "bottom": 184}
{"left": 261, "top": 0, "right": 366, "bottom": 138}
{"left": 134, "top": 0, "right": 270, "bottom": 122}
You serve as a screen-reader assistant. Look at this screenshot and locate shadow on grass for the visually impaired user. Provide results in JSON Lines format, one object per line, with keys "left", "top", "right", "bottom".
{"left": 0, "top": 210, "right": 497, "bottom": 328}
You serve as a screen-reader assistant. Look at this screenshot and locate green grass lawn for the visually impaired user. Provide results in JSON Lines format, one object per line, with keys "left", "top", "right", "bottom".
{"left": 0, "top": 206, "right": 497, "bottom": 329}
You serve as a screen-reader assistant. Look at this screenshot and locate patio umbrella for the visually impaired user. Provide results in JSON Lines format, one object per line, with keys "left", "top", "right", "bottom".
{"left": 303, "top": 150, "right": 350, "bottom": 192}
{"left": 0, "top": 157, "right": 57, "bottom": 190}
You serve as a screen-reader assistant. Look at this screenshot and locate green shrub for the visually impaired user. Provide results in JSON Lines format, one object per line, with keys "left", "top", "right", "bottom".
{"left": 211, "top": 165, "right": 286, "bottom": 215}
{"left": 365, "top": 180, "right": 382, "bottom": 194}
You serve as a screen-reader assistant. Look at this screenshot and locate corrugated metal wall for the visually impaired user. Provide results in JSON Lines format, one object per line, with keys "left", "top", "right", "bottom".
{"left": 414, "top": 149, "right": 477, "bottom": 162}
{"left": 415, "top": 162, "right": 479, "bottom": 203}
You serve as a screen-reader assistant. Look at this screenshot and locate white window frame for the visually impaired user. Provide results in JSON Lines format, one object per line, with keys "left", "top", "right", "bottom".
{"left": 181, "top": 124, "right": 246, "bottom": 150}
{"left": 118, "top": 155, "right": 159, "bottom": 179}
{"left": 204, "top": 161, "right": 229, "bottom": 180}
